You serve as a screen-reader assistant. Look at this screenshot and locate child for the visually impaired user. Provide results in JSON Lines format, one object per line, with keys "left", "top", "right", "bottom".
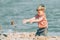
{"left": 23, "top": 4, "right": 48, "bottom": 36}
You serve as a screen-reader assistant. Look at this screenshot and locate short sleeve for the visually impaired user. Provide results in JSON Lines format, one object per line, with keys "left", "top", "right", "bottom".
{"left": 35, "top": 14, "right": 40, "bottom": 19}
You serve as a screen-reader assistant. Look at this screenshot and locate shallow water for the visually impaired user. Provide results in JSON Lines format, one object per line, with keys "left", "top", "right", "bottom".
{"left": 0, "top": 0, "right": 60, "bottom": 36}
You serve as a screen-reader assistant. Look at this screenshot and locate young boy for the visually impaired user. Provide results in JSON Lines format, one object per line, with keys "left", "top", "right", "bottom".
{"left": 23, "top": 4, "right": 48, "bottom": 36}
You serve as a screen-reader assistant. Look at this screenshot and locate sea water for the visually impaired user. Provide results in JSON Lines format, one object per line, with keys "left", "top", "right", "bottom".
{"left": 0, "top": 0, "right": 60, "bottom": 36}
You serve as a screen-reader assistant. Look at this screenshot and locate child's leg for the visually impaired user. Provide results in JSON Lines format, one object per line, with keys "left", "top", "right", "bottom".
{"left": 35, "top": 29, "right": 41, "bottom": 36}
{"left": 35, "top": 28, "right": 45, "bottom": 36}
{"left": 43, "top": 28, "right": 48, "bottom": 36}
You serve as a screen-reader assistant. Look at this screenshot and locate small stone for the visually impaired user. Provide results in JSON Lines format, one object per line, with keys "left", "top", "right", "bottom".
{"left": 0, "top": 34, "right": 1, "bottom": 35}
{"left": 3, "top": 34, "right": 7, "bottom": 37}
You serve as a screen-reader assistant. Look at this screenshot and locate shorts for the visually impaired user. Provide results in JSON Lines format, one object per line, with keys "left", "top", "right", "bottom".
{"left": 35, "top": 27, "right": 48, "bottom": 36}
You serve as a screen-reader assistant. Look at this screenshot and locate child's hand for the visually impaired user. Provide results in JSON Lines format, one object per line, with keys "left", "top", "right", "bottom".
{"left": 23, "top": 19, "right": 27, "bottom": 24}
{"left": 30, "top": 20, "right": 33, "bottom": 24}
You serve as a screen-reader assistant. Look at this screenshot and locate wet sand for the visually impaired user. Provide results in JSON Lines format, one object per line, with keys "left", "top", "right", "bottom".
{"left": 0, "top": 32, "right": 60, "bottom": 40}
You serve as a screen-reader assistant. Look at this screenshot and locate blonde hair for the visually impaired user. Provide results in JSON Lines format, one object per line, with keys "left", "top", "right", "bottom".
{"left": 36, "top": 4, "right": 46, "bottom": 11}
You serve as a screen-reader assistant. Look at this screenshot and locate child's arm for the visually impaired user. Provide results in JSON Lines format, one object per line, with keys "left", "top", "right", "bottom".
{"left": 32, "top": 16, "right": 44, "bottom": 22}
{"left": 30, "top": 16, "right": 44, "bottom": 23}
{"left": 23, "top": 17, "right": 35, "bottom": 24}
{"left": 23, "top": 16, "right": 44, "bottom": 24}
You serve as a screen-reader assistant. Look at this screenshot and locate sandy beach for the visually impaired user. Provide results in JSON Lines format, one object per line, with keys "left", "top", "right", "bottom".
{"left": 0, "top": 32, "right": 60, "bottom": 40}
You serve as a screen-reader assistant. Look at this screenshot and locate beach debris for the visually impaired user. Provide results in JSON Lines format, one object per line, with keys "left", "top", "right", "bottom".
{"left": 3, "top": 34, "right": 7, "bottom": 37}
{"left": 11, "top": 20, "right": 15, "bottom": 25}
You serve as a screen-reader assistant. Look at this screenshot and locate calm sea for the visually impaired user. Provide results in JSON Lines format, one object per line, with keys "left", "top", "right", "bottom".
{"left": 0, "top": 0, "right": 60, "bottom": 36}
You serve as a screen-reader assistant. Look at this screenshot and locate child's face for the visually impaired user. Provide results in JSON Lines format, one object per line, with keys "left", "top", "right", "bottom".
{"left": 38, "top": 11, "right": 43, "bottom": 16}
{"left": 37, "top": 9, "right": 44, "bottom": 16}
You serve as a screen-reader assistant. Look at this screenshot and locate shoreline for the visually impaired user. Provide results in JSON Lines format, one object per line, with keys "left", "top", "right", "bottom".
{"left": 0, "top": 32, "right": 60, "bottom": 40}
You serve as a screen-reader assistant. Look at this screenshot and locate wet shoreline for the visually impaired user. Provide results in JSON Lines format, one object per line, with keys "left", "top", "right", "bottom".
{"left": 0, "top": 32, "right": 60, "bottom": 40}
